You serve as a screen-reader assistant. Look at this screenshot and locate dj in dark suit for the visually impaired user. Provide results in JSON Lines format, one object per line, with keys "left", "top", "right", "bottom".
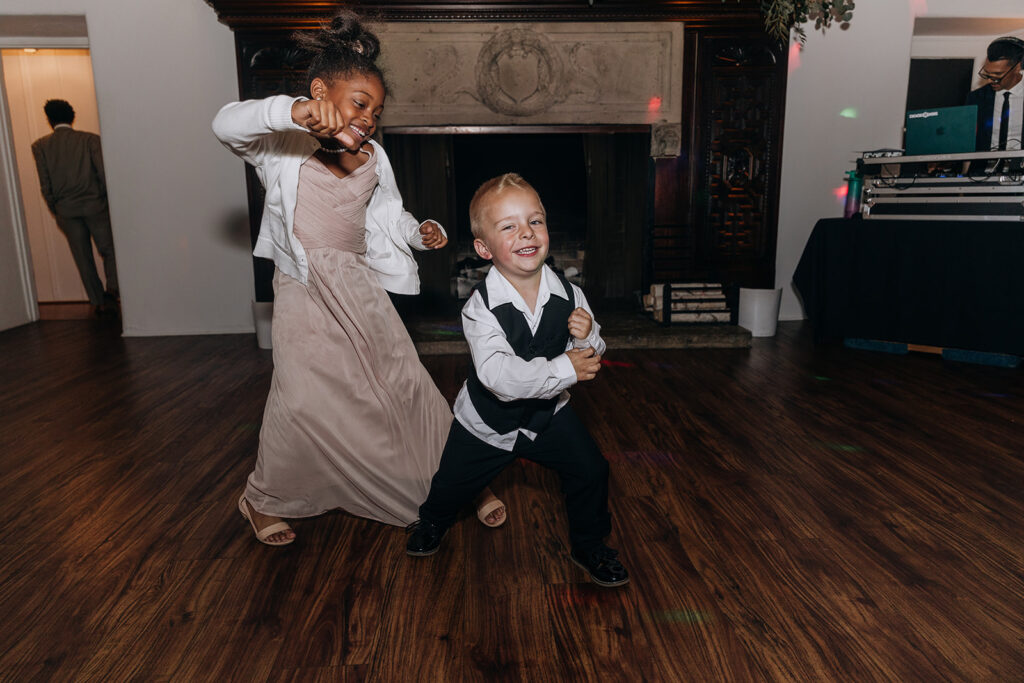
{"left": 31, "top": 99, "right": 119, "bottom": 316}
{"left": 965, "top": 37, "right": 1024, "bottom": 153}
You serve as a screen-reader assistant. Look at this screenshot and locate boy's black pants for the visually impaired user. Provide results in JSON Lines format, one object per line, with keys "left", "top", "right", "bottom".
{"left": 419, "top": 405, "right": 611, "bottom": 554}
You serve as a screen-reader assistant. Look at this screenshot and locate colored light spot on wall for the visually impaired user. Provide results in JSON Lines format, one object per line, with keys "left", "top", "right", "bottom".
{"left": 832, "top": 185, "right": 848, "bottom": 206}
{"left": 655, "top": 609, "right": 709, "bottom": 625}
{"left": 839, "top": 108, "right": 858, "bottom": 119}
{"left": 648, "top": 96, "right": 662, "bottom": 112}
{"left": 788, "top": 41, "right": 801, "bottom": 74}
{"left": 601, "top": 359, "right": 636, "bottom": 368}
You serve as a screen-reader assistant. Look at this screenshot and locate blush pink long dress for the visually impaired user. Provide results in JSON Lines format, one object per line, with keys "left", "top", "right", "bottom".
{"left": 244, "top": 150, "right": 452, "bottom": 526}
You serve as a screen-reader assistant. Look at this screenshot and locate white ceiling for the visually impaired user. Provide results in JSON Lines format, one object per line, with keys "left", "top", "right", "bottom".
{"left": 914, "top": 17, "right": 1024, "bottom": 36}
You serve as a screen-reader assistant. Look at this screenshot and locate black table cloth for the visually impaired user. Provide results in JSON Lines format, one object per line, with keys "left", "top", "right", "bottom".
{"left": 793, "top": 217, "right": 1024, "bottom": 356}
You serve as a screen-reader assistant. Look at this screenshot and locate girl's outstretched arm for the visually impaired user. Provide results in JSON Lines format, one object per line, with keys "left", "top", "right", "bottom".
{"left": 212, "top": 95, "right": 307, "bottom": 166}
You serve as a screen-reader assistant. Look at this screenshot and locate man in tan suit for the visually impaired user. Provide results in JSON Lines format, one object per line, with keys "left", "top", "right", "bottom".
{"left": 31, "top": 99, "right": 119, "bottom": 317}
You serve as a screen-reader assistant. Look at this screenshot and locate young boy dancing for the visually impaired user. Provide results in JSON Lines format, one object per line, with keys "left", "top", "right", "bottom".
{"left": 405, "top": 173, "right": 629, "bottom": 588}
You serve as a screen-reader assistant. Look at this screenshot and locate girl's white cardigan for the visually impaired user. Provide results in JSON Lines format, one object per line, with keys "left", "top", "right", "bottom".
{"left": 212, "top": 94, "right": 442, "bottom": 294}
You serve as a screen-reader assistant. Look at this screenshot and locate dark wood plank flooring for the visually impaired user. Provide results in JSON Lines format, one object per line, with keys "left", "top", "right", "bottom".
{"left": 1, "top": 320, "right": 1022, "bottom": 681}
{"left": 37, "top": 302, "right": 95, "bottom": 321}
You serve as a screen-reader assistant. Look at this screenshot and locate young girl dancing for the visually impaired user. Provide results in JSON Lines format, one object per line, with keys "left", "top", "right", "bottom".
{"left": 213, "top": 10, "right": 505, "bottom": 545}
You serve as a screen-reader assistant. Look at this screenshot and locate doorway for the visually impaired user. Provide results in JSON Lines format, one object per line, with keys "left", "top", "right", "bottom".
{"left": 1, "top": 47, "right": 108, "bottom": 320}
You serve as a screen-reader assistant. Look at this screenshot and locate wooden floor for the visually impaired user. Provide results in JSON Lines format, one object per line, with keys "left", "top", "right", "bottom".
{"left": 1, "top": 320, "right": 1023, "bottom": 681}
{"left": 36, "top": 302, "right": 96, "bottom": 321}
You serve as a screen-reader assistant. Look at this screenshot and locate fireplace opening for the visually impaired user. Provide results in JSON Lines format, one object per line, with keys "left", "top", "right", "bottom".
{"left": 386, "top": 130, "right": 650, "bottom": 317}
{"left": 451, "top": 133, "right": 588, "bottom": 298}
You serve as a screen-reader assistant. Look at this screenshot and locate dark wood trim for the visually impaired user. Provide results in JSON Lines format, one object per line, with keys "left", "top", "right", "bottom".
{"left": 684, "top": 28, "right": 787, "bottom": 288}
{"left": 206, "top": 1, "right": 763, "bottom": 30}
{"left": 383, "top": 124, "right": 651, "bottom": 135}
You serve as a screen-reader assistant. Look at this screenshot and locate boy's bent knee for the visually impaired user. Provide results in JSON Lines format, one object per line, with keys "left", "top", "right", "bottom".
{"left": 575, "top": 451, "right": 609, "bottom": 484}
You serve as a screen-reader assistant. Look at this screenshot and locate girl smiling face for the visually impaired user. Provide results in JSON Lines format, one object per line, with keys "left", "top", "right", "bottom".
{"left": 311, "top": 72, "right": 385, "bottom": 150}
{"left": 472, "top": 185, "right": 550, "bottom": 284}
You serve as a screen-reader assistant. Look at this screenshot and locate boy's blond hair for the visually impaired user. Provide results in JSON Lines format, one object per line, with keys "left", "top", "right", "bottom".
{"left": 468, "top": 173, "right": 542, "bottom": 238}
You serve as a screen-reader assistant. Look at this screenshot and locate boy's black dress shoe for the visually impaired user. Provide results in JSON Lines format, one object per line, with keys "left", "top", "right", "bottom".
{"left": 571, "top": 546, "right": 630, "bottom": 587}
{"left": 405, "top": 519, "right": 446, "bottom": 556}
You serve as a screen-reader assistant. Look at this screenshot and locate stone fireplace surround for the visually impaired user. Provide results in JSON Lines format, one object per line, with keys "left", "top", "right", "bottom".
{"left": 373, "top": 21, "right": 683, "bottom": 157}
{"left": 371, "top": 21, "right": 682, "bottom": 309}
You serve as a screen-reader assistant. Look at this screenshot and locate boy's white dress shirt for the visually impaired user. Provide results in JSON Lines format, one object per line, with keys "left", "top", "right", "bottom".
{"left": 990, "top": 77, "right": 1024, "bottom": 151}
{"left": 453, "top": 265, "right": 606, "bottom": 451}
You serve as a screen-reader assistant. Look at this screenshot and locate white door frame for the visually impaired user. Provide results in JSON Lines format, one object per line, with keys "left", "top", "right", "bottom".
{"left": 0, "top": 53, "right": 37, "bottom": 325}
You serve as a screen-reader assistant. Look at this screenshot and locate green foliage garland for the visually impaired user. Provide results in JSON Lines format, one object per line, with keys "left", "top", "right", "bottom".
{"left": 736, "top": 0, "right": 857, "bottom": 45}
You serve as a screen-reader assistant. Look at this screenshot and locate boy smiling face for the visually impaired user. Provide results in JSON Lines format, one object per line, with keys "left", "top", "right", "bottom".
{"left": 472, "top": 185, "right": 550, "bottom": 284}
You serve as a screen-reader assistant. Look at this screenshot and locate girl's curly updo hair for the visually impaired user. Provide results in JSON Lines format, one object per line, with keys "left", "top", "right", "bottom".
{"left": 293, "top": 10, "right": 387, "bottom": 95}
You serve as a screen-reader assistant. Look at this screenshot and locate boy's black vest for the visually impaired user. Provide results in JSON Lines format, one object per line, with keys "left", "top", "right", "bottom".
{"left": 466, "top": 272, "right": 575, "bottom": 435}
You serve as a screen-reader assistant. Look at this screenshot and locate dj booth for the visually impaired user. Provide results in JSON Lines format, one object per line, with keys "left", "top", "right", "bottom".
{"left": 793, "top": 150, "right": 1024, "bottom": 356}
{"left": 857, "top": 149, "right": 1024, "bottom": 222}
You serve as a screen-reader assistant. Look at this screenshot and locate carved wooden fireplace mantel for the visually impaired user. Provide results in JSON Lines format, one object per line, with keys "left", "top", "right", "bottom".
{"left": 205, "top": 0, "right": 787, "bottom": 304}
{"left": 206, "top": 1, "right": 764, "bottom": 28}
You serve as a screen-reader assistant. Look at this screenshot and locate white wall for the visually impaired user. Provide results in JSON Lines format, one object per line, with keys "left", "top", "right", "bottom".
{"left": 776, "top": 0, "right": 1024, "bottom": 320}
{"left": 912, "top": 28, "right": 1024, "bottom": 85}
{"left": 1, "top": 1, "right": 254, "bottom": 335}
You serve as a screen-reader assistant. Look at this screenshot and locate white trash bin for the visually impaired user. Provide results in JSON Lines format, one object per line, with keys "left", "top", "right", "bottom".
{"left": 738, "top": 288, "right": 782, "bottom": 337}
{"left": 252, "top": 301, "right": 274, "bottom": 349}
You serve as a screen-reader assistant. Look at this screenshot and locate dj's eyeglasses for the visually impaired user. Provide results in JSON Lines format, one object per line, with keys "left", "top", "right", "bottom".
{"left": 978, "top": 61, "right": 1021, "bottom": 83}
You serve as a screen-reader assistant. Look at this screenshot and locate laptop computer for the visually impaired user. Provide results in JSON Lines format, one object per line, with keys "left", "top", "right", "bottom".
{"left": 904, "top": 105, "right": 977, "bottom": 155}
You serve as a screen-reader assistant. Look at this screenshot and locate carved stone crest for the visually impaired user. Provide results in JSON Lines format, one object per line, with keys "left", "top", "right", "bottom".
{"left": 651, "top": 121, "right": 682, "bottom": 158}
{"left": 475, "top": 29, "right": 565, "bottom": 116}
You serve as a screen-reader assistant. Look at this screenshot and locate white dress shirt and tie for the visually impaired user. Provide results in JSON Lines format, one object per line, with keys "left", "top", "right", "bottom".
{"left": 990, "top": 77, "right": 1024, "bottom": 151}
